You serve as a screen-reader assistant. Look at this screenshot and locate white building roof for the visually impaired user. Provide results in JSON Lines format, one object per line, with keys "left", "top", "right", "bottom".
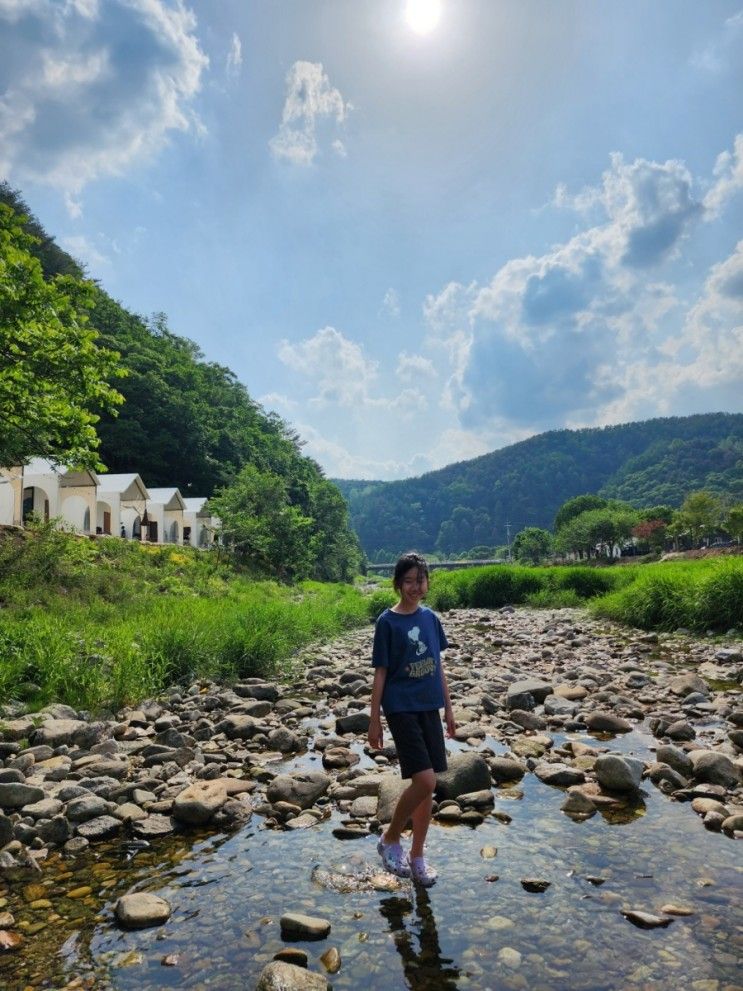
{"left": 23, "top": 458, "right": 98, "bottom": 488}
{"left": 147, "top": 487, "right": 186, "bottom": 511}
{"left": 97, "top": 473, "right": 149, "bottom": 501}
{"left": 183, "top": 497, "right": 210, "bottom": 515}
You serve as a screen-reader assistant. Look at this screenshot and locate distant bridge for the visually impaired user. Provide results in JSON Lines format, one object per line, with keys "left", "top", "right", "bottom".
{"left": 366, "top": 558, "right": 506, "bottom": 575}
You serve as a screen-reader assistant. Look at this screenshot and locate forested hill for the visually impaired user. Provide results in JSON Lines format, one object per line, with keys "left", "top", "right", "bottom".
{"left": 1, "top": 184, "right": 362, "bottom": 581}
{"left": 335, "top": 414, "right": 743, "bottom": 559}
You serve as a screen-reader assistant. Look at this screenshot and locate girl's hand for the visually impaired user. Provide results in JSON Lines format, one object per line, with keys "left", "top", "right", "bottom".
{"left": 444, "top": 706, "right": 456, "bottom": 739}
{"left": 367, "top": 716, "right": 383, "bottom": 751}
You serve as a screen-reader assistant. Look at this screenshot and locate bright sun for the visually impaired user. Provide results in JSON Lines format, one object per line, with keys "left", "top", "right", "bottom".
{"left": 405, "top": 0, "right": 442, "bottom": 35}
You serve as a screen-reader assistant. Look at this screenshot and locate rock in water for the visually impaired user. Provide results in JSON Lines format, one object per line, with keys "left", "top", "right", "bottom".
{"left": 595, "top": 754, "right": 644, "bottom": 793}
{"left": 266, "top": 772, "right": 330, "bottom": 809}
{"left": 115, "top": 893, "right": 171, "bottom": 929}
{"left": 621, "top": 909, "right": 673, "bottom": 929}
{"left": 280, "top": 912, "right": 331, "bottom": 940}
{"left": 688, "top": 750, "right": 740, "bottom": 788}
{"left": 256, "top": 961, "right": 328, "bottom": 990}
{"left": 435, "top": 752, "right": 492, "bottom": 800}
{"left": 584, "top": 712, "right": 632, "bottom": 734}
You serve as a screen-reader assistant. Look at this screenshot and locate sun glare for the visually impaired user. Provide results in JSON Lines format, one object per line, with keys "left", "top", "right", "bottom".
{"left": 405, "top": 0, "right": 442, "bottom": 35}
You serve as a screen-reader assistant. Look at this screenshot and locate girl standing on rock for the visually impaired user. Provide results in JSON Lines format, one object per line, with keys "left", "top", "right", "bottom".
{"left": 368, "top": 551, "right": 456, "bottom": 886}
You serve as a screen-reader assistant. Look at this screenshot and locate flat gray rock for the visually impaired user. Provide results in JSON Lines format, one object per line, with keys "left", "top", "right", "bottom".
{"left": 0, "top": 782, "right": 45, "bottom": 809}
{"left": 280, "top": 912, "right": 331, "bottom": 941}
{"left": 115, "top": 892, "right": 171, "bottom": 929}
{"left": 266, "top": 772, "right": 331, "bottom": 809}
{"left": 75, "top": 815, "right": 121, "bottom": 841}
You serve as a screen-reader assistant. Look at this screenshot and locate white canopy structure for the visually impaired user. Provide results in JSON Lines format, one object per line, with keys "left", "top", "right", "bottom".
{"left": 147, "top": 487, "right": 186, "bottom": 544}
{"left": 97, "top": 473, "right": 149, "bottom": 539}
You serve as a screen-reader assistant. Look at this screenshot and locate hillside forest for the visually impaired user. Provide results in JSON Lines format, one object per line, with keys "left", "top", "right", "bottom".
{"left": 0, "top": 184, "right": 362, "bottom": 582}
{"left": 336, "top": 413, "right": 743, "bottom": 560}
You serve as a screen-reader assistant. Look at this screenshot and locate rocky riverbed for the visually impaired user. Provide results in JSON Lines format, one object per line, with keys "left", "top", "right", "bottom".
{"left": 0, "top": 606, "right": 741, "bottom": 990}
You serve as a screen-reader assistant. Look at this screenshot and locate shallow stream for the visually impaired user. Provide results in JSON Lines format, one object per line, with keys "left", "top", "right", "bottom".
{"left": 2, "top": 726, "right": 742, "bottom": 991}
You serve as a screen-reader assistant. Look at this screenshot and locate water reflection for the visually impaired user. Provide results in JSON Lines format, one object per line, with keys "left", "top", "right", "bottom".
{"left": 379, "top": 887, "right": 461, "bottom": 991}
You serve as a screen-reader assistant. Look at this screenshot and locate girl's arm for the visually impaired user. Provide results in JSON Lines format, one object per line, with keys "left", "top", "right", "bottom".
{"left": 368, "top": 667, "right": 387, "bottom": 749}
{"left": 441, "top": 658, "right": 456, "bottom": 738}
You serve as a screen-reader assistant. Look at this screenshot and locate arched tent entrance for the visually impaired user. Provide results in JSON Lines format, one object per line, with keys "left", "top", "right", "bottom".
{"left": 121, "top": 507, "right": 142, "bottom": 540}
{"left": 22, "top": 485, "right": 52, "bottom": 523}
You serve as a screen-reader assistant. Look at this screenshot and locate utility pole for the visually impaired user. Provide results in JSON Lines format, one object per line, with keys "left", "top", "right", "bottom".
{"left": 505, "top": 520, "right": 512, "bottom": 563}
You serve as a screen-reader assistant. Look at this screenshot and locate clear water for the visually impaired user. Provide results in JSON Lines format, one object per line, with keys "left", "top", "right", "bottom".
{"left": 3, "top": 728, "right": 742, "bottom": 991}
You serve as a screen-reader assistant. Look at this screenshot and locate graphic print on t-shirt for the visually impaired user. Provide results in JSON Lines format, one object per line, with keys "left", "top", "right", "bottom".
{"left": 406, "top": 626, "right": 436, "bottom": 678}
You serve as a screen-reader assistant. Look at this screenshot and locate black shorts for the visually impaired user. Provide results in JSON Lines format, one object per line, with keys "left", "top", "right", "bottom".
{"left": 385, "top": 710, "right": 447, "bottom": 779}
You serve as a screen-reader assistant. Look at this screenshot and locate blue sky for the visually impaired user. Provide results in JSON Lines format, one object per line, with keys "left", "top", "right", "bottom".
{"left": 1, "top": 0, "right": 742, "bottom": 479}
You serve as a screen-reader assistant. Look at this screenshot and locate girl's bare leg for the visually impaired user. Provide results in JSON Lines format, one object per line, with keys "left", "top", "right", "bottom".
{"left": 383, "top": 769, "right": 436, "bottom": 848}
{"left": 410, "top": 792, "right": 433, "bottom": 858}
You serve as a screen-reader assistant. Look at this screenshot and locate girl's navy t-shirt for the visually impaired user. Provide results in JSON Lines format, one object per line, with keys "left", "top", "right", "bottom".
{"left": 371, "top": 605, "right": 448, "bottom": 714}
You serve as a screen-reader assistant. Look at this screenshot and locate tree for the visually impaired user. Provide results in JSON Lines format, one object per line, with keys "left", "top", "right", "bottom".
{"left": 632, "top": 519, "right": 667, "bottom": 552}
{"left": 677, "top": 490, "right": 724, "bottom": 546}
{"left": 724, "top": 503, "right": 743, "bottom": 544}
{"left": 553, "top": 494, "right": 609, "bottom": 532}
{"left": 209, "top": 465, "right": 313, "bottom": 581}
{"left": 0, "top": 204, "right": 124, "bottom": 469}
{"left": 512, "top": 527, "right": 553, "bottom": 565}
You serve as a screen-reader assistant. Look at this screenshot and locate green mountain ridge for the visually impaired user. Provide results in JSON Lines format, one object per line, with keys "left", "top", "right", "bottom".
{"left": 334, "top": 414, "right": 743, "bottom": 559}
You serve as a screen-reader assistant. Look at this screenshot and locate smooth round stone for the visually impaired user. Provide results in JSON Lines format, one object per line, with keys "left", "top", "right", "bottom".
{"left": 320, "top": 946, "right": 341, "bottom": 973}
{"left": 273, "top": 948, "right": 308, "bottom": 967}
{"left": 498, "top": 946, "right": 522, "bottom": 969}
{"left": 487, "top": 915, "right": 514, "bottom": 930}
{"left": 115, "top": 893, "right": 172, "bottom": 929}
{"left": 280, "top": 912, "right": 331, "bottom": 941}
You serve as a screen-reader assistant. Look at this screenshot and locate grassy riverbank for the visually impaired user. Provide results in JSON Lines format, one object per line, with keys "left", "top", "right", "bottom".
{"left": 425, "top": 558, "right": 743, "bottom": 633}
{"left": 1, "top": 525, "right": 740, "bottom": 713}
{"left": 0, "top": 524, "right": 369, "bottom": 711}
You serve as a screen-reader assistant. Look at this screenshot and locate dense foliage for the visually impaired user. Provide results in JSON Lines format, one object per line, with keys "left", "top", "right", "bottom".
{"left": 0, "top": 203, "right": 124, "bottom": 469}
{"left": 336, "top": 414, "right": 743, "bottom": 559}
{"left": 0, "top": 185, "right": 361, "bottom": 582}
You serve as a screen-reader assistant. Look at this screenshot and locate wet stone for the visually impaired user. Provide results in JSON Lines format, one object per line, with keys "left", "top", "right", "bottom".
{"left": 280, "top": 912, "right": 331, "bottom": 941}
{"left": 115, "top": 892, "right": 171, "bottom": 929}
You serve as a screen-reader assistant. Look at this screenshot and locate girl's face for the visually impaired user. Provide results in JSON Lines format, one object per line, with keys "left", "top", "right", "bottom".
{"left": 397, "top": 566, "right": 429, "bottom": 609}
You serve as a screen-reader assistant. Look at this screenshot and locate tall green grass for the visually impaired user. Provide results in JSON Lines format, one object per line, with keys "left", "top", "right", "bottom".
{"left": 426, "top": 559, "right": 743, "bottom": 633}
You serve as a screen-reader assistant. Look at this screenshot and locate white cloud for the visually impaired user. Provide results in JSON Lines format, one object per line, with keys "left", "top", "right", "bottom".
{"left": 269, "top": 61, "right": 351, "bottom": 166}
{"left": 423, "top": 145, "right": 741, "bottom": 435}
{"left": 690, "top": 9, "right": 743, "bottom": 73}
{"left": 278, "top": 326, "right": 378, "bottom": 407}
{"left": 294, "top": 422, "right": 427, "bottom": 480}
{"left": 0, "top": 0, "right": 208, "bottom": 208}
{"left": 257, "top": 392, "right": 298, "bottom": 413}
{"left": 396, "top": 351, "right": 435, "bottom": 383}
{"left": 60, "top": 233, "right": 109, "bottom": 269}
{"left": 704, "top": 133, "right": 743, "bottom": 218}
{"left": 226, "top": 32, "right": 242, "bottom": 77}
{"left": 381, "top": 287, "right": 400, "bottom": 318}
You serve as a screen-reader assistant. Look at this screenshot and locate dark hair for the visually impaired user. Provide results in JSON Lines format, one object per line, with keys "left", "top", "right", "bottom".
{"left": 392, "top": 551, "right": 429, "bottom": 591}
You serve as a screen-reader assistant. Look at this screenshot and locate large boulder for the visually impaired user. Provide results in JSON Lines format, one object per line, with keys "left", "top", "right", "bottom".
{"left": 29, "top": 719, "right": 87, "bottom": 748}
{"left": 172, "top": 779, "right": 252, "bottom": 825}
{"left": 489, "top": 757, "right": 526, "bottom": 783}
{"left": 506, "top": 679, "right": 553, "bottom": 710}
{"left": 0, "top": 718, "right": 35, "bottom": 741}
{"left": 435, "top": 753, "right": 492, "bottom": 801}
{"left": 595, "top": 754, "right": 645, "bottom": 793}
{"left": 215, "top": 715, "right": 260, "bottom": 740}
{"left": 256, "top": 961, "right": 328, "bottom": 991}
{"left": 335, "top": 712, "right": 371, "bottom": 735}
{"left": 0, "top": 783, "right": 44, "bottom": 810}
{"left": 534, "top": 763, "right": 585, "bottom": 787}
{"left": 688, "top": 750, "right": 740, "bottom": 788}
{"left": 376, "top": 776, "right": 407, "bottom": 824}
{"left": 266, "top": 772, "right": 331, "bottom": 809}
{"left": 655, "top": 744, "right": 693, "bottom": 778}
{"left": 669, "top": 672, "right": 708, "bottom": 697}
{"left": 584, "top": 712, "right": 632, "bottom": 734}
